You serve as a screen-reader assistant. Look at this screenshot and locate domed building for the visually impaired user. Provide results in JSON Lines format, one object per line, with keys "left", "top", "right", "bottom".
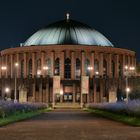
{"left": 0, "top": 14, "right": 136, "bottom": 107}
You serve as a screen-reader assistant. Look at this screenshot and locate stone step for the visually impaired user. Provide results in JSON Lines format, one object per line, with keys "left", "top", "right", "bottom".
{"left": 54, "top": 103, "right": 81, "bottom": 109}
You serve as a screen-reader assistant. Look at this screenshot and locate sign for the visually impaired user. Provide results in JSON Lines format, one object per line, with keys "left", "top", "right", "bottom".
{"left": 53, "top": 76, "right": 61, "bottom": 94}
{"left": 81, "top": 76, "right": 89, "bottom": 94}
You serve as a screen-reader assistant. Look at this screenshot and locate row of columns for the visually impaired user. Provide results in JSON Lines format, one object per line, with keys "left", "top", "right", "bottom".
{"left": 0, "top": 51, "right": 136, "bottom": 79}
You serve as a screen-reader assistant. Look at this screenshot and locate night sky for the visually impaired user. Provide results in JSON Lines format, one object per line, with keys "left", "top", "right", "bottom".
{"left": 0, "top": 0, "right": 140, "bottom": 60}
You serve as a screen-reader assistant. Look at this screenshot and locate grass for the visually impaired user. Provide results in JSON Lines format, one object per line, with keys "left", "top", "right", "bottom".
{"left": 0, "top": 108, "right": 51, "bottom": 127}
{"left": 85, "top": 108, "right": 140, "bottom": 126}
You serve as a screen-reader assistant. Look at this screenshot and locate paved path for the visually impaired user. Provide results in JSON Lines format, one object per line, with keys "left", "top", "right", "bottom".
{"left": 0, "top": 110, "right": 140, "bottom": 140}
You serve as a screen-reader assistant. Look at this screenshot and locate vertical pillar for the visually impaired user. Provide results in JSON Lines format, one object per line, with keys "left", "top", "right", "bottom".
{"left": 60, "top": 84, "right": 63, "bottom": 103}
{"left": 46, "top": 83, "right": 49, "bottom": 103}
{"left": 32, "top": 52, "right": 35, "bottom": 77}
{"left": 100, "top": 79, "right": 103, "bottom": 102}
{"left": 16, "top": 53, "right": 20, "bottom": 78}
{"left": 10, "top": 54, "right": 13, "bottom": 78}
{"left": 39, "top": 83, "right": 42, "bottom": 102}
{"left": 93, "top": 79, "right": 97, "bottom": 103}
{"left": 107, "top": 54, "right": 112, "bottom": 78}
{"left": 0, "top": 56, "right": 1, "bottom": 78}
{"left": 122, "top": 55, "right": 126, "bottom": 76}
{"left": 61, "top": 51, "right": 64, "bottom": 79}
{"left": 51, "top": 51, "right": 54, "bottom": 77}
{"left": 115, "top": 55, "right": 119, "bottom": 78}
{"left": 99, "top": 53, "right": 103, "bottom": 76}
{"left": 5, "top": 55, "right": 8, "bottom": 78}
{"left": 128, "top": 55, "right": 130, "bottom": 67}
{"left": 91, "top": 52, "right": 94, "bottom": 78}
{"left": 32, "top": 83, "right": 36, "bottom": 102}
{"left": 41, "top": 51, "right": 45, "bottom": 76}
{"left": 71, "top": 51, "right": 75, "bottom": 79}
{"left": 73, "top": 84, "right": 76, "bottom": 103}
{"left": 24, "top": 53, "right": 27, "bottom": 78}
{"left": 81, "top": 51, "right": 85, "bottom": 76}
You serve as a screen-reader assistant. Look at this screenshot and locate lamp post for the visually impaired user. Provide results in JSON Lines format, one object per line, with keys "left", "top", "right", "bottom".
{"left": 14, "top": 62, "right": 19, "bottom": 103}
{"left": 1, "top": 66, "right": 7, "bottom": 99}
{"left": 87, "top": 66, "right": 93, "bottom": 104}
{"left": 5, "top": 87, "right": 10, "bottom": 100}
{"left": 94, "top": 71, "right": 99, "bottom": 103}
{"left": 124, "top": 65, "right": 135, "bottom": 102}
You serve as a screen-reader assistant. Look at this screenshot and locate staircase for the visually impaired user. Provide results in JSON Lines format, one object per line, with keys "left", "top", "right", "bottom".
{"left": 54, "top": 103, "right": 81, "bottom": 109}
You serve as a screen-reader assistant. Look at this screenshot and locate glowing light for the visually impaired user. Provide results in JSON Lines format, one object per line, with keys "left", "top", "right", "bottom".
{"left": 15, "top": 63, "right": 19, "bottom": 67}
{"left": 129, "top": 66, "right": 135, "bottom": 71}
{"left": 5, "top": 87, "right": 10, "bottom": 93}
{"left": 43, "top": 66, "right": 49, "bottom": 70}
{"left": 37, "top": 70, "right": 41, "bottom": 75}
{"left": 125, "top": 65, "right": 128, "bottom": 70}
{"left": 87, "top": 66, "right": 93, "bottom": 71}
{"left": 126, "top": 87, "right": 130, "bottom": 93}
{"left": 60, "top": 89, "right": 63, "bottom": 95}
{"left": 95, "top": 71, "right": 99, "bottom": 75}
{"left": 1, "top": 66, "right": 7, "bottom": 70}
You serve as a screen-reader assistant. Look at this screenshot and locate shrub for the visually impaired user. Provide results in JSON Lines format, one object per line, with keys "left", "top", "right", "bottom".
{"left": 0, "top": 100, "right": 48, "bottom": 118}
{"left": 87, "top": 100, "right": 140, "bottom": 117}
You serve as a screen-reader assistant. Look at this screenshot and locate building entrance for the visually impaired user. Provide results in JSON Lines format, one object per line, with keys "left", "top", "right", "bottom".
{"left": 63, "top": 93, "right": 73, "bottom": 102}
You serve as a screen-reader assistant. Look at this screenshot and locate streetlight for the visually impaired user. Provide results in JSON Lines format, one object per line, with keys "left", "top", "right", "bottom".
{"left": 37, "top": 70, "right": 41, "bottom": 77}
{"left": 1, "top": 66, "right": 7, "bottom": 100}
{"left": 14, "top": 62, "right": 19, "bottom": 103}
{"left": 1, "top": 66, "right": 7, "bottom": 70}
{"left": 95, "top": 71, "right": 99, "bottom": 76}
{"left": 5, "top": 87, "right": 10, "bottom": 93}
{"left": 124, "top": 65, "right": 135, "bottom": 102}
{"left": 60, "top": 89, "right": 63, "bottom": 95}
{"left": 60, "top": 89, "right": 63, "bottom": 103}
{"left": 4, "top": 87, "right": 10, "bottom": 101}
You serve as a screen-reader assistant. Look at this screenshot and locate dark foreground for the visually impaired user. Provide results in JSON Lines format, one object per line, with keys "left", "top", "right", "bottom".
{"left": 0, "top": 109, "right": 140, "bottom": 140}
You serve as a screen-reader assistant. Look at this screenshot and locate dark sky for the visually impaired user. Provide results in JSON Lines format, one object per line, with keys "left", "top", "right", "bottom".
{"left": 0, "top": 0, "right": 140, "bottom": 60}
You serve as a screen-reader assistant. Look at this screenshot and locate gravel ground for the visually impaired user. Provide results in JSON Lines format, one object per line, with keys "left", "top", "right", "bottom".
{"left": 0, "top": 109, "right": 140, "bottom": 140}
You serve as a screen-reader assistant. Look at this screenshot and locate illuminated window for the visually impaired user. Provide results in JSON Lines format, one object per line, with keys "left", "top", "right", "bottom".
{"left": 84, "top": 59, "right": 90, "bottom": 76}
{"left": 94, "top": 59, "right": 99, "bottom": 72}
{"left": 46, "top": 58, "right": 51, "bottom": 76}
{"left": 76, "top": 58, "right": 81, "bottom": 78}
{"left": 55, "top": 58, "right": 60, "bottom": 75}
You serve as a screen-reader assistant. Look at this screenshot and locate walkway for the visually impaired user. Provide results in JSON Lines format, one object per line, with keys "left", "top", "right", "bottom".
{"left": 0, "top": 109, "right": 140, "bottom": 140}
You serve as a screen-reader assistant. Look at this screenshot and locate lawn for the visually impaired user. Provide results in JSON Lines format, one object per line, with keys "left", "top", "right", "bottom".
{"left": 86, "top": 100, "right": 140, "bottom": 126}
{"left": 0, "top": 100, "right": 50, "bottom": 126}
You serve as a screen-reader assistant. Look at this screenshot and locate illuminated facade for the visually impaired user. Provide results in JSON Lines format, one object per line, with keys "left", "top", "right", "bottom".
{"left": 0, "top": 14, "right": 136, "bottom": 107}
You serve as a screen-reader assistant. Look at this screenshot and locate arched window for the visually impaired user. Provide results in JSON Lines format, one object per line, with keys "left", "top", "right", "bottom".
{"left": 112, "top": 60, "right": 115, "bottom": 77}
{"left": 94, "top": 59, "right": 99, "bottom": 73}
{"left": 28, "top": 59, "right": 32, "bottom": 77}
{"left": 55, "top": 58, "right": 60, "bottom": 75}
{"left": 64, "top": 58, "right": 71, "bottom": 79}
{"left": 36, "top": 59, "right": 41, "bottom": 75}
{"left": 21, "top": 60, "right": 24, "bottom": 78}
{"left": 103, "top": 59, "right": 107, "bottom": 76}
{"left": 46, "top": 58, "right": 51, "bottom": 76}
{"left": 84, "top": 59, "right": 90, "bottom": 76}
{"left": 76, "top": 58, "right": 81, "bottom": 78}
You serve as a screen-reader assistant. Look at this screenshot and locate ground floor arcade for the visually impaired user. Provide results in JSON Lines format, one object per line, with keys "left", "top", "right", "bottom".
{"left": 0, "top": 76, "right": 137, "bottom": 107}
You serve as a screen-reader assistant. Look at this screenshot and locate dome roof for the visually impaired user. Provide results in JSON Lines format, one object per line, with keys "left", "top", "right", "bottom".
{"left": 24, "top": 17, "right": 113, "bottom": 47}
